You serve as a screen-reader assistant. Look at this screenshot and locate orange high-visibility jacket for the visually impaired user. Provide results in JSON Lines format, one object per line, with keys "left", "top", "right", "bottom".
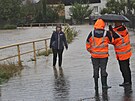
{"left": 86, "top": 30, "right": 111, "bottom": 58}
{"left": 86, "top": 19, "right": 112, "bottom": 58}
{"left": 112, "top": 25, "right": 132, "bottom": 60}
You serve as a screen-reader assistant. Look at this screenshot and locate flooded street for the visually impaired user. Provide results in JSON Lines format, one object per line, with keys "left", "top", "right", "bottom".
{"left": 0, "top": 27, "right": 54, "bottom": 46}
{"left": 0, "top": 26, "right": 58, "bottom": 46}
{"left": 0, "top": 27, "right": 54, "bottom": 63}
{"left": 0, "top": 25, "right": 135, "bottom": 101}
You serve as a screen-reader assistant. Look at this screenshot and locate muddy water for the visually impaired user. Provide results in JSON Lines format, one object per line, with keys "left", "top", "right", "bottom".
{"left": 0, "top": 25, "right": 135, "bottom": 101}
{"left": 0, "top": 27, "right": 54, "bottom": 63}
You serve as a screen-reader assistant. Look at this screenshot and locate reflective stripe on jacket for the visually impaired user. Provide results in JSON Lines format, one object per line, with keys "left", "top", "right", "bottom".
{"left": 86, "top": 30, "right": 110, "bottom": 58}
{"left": 113, "top": 25, "right": 132, "bottom": 60}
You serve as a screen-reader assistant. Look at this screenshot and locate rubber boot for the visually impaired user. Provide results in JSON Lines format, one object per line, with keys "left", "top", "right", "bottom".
{"left": 124, "top": 84, "right": 133, "bottom": 95}
{"left": 94, "top": 78, "right": 99, "bottom": 95}
{"left": 101, "top": 76, "right": 111, "bottom": 89}
{"left": 102, "top": 89, "right": 108, "bottom": 101}
{"left": 119, "top": 82, "right": 132, "bottom": 87}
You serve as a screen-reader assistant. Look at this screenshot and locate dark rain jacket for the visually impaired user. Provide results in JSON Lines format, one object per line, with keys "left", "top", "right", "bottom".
{"left": 50, "top": 31, "right": 68, "bottom": 50}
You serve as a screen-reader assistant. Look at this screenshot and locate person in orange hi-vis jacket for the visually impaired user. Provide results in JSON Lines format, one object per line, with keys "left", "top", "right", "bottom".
{"left": 86, "top": 19, "right": 113, "bottom": 94}
{"left": 109, "top": 22, "right": 132, "bottom": 93}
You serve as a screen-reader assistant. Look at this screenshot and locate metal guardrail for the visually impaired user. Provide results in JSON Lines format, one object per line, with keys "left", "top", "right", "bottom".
{"left": 0, "top": 38, "right": 50, "bottom": 66}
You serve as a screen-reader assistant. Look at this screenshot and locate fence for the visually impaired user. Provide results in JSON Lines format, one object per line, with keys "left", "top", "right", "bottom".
{"left": 18, "top": 23, "right": 67, "bottom": 28}
{"left": 0, "top": 38, "right": 50, "bottom": 66}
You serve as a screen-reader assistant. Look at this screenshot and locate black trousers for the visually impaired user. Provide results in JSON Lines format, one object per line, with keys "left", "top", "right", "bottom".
{"left": 118, "top": 59, "right": 132, "bottom": 84}
{"left": 52, "top": 49, "right": 64, "bottom": 67}
{"left": 91, "top": 57, "right": 108, "bottom": 79}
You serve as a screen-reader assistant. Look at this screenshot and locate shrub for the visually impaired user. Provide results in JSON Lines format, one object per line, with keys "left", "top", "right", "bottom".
{"left": 0, "top": 62, "right": 23, "bottom": 84}
{"left": 64, "top": 24, "right": 78, "bottom": 43}
{"left": 37, "top": 49, "right": 52, "bottom": 56}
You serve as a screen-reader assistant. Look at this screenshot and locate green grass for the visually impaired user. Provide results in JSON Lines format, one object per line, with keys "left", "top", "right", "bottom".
{"left": 0, "top": 62, "right": 23, "bottom": 84}
{"left": 37, "top": 49, "right": 52, "bottom": 56}
{"left": 0, "top": 24, "right": 17, "bottom": 30}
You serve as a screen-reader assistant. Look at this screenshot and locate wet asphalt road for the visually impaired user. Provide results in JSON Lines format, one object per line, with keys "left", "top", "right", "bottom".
{"left": 0, "top": 25, "right": 135, "bottom": 101}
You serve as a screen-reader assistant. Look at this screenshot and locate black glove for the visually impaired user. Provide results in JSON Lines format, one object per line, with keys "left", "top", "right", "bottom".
{"left": 109, "top": 25, "right": 113, "bottom": 32}
{"left": 65, "top": 46, "right": 68, "bottom": 50}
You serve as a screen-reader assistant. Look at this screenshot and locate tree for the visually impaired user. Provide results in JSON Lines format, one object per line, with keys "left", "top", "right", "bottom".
{"left": 70, "top": 2, "right": 93, "bottom": 24}
{"left": 130, "top": 0, "right": 135, "bottom": 14}
{"left": 0, "top": 0, "right": 22, "bottom": 24}
{"left": 119, "top": 0, "right": 127, "bottom": 14}
{"left": 20, "top": 0, "right": 37, "bottom": 24}
{"left": 100, "top": 8, "right": 112, "bottom": 14}
{"left": 45, "top": 6, "right": 59, "bottom": 23}
{"left": 35, "top": 0, "right": 59, "bottom": 23}
{"left": 55, "top": 3, "right": 65, "bottom": 16}
{"left": 42, "top": 0, "right": 47, "bottom": 21}
{"left": 106, "top": 0, "right": 121, "bottom": 14}
{"left": 100, "top": 0, "right": 126, "bottom": 15}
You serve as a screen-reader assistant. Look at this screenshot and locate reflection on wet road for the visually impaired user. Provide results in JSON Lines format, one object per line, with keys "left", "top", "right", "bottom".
{"left": 53, "top": 67, "right": 70, "bottom": 101}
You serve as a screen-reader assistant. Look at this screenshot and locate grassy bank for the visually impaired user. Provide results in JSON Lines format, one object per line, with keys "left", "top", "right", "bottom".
{"left": 37, "top": 49, "right": 52, "bottom": 56}
{"left": 0, "top": 24, "right": 17, "bottom": 30}
{"left": 37, "top": 24, "right": 78, "bottom": 56}
{"left": 0, "top": 62, "right": 23, "bottom": 84}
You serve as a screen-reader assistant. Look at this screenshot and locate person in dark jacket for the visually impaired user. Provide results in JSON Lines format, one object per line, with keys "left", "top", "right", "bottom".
{"left": 50, "top": 25, "right": 68, "bottom": 68}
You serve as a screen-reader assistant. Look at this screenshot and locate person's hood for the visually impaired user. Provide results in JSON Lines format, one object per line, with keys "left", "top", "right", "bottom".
{"left": 113, "top": 25, "right": 127, "bottom": 36}
{"left": 94, "top": 19, "right": 105, "bottom": 30}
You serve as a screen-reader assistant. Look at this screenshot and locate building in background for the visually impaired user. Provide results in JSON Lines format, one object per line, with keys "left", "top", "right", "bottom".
{"left": 23, "top": 0, "right": 134, "bottom": 20}
{"left": 22, "top": 0, "right": 107, "bottom": 19}
{"left": 64, "top": 0, "right": 107, "bottom": 19}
